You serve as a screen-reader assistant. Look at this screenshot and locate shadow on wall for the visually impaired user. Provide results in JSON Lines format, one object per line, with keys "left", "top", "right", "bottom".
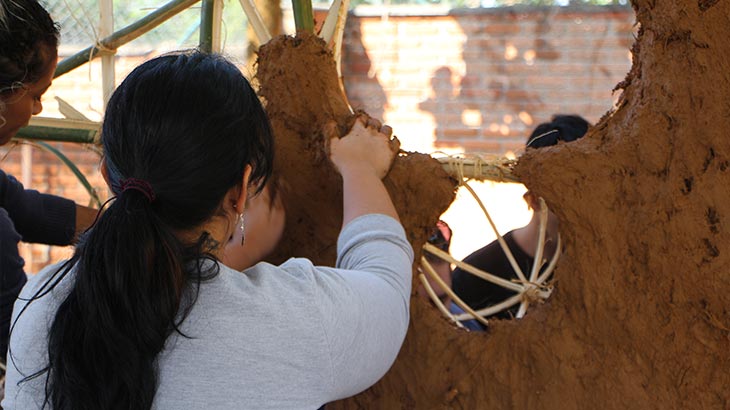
{"left": 341, "top": 17, "right": 387, "bottom": 121}
{"left": 419, "top": 6, "right": 635, "bottom": 154}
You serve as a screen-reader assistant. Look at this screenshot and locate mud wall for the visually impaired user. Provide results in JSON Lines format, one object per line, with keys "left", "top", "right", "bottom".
{"left": 327, "top": 0, "right": 730, "bottom": 408}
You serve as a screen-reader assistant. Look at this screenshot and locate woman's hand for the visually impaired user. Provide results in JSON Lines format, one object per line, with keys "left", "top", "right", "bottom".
{"left": 326, "top": 116, "right": 400, "bottom": 226}
{"left": 328, "top": 117, "right": 397, "bottom": 180}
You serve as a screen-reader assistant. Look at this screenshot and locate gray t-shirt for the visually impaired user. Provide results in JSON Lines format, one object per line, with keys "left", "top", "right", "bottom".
{"left": 3, "top": 214, "right": 413, "bottom": 410}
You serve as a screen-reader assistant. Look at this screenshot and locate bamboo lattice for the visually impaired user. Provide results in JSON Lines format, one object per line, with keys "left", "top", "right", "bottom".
{"left": 421, "top": 154, "right": 560, "bottom": 329}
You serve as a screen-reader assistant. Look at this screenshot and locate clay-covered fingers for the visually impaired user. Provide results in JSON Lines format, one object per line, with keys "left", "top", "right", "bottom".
{"left": 366, "top": 117, "right": 382, "bottom": 131}
{"left": 354, "top": 113, "right": 394, "bottom": 139}
{"left": 388, "top": 134, "right": 401, "bottom": 153}
{"left": 329, "top": 119, "right": 396, "bottom": 180}
{"left": 379, "top": 124, "right": 393, "bottom": 138}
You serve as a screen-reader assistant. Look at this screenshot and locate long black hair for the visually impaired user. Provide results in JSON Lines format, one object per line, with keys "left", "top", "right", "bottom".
{"left": 32, "top": 52, "right": 273, "bottom": 410}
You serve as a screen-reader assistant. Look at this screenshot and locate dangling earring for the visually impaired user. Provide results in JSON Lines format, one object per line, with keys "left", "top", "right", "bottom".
{"left": 238, "top": 213, "right": 245, "bottom": 245}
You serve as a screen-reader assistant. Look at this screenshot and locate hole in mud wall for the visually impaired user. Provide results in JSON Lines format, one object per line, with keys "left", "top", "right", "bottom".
{"left": 342, "top": 5, "right": 637, "bottom": 329}
{"left": 419, "top": 180, "right": 562, "bottom": 330}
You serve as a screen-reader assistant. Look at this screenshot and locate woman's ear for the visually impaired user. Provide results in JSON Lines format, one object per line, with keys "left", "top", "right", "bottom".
{"left": 235, "top": 165, "right": 253, "bottom": 212}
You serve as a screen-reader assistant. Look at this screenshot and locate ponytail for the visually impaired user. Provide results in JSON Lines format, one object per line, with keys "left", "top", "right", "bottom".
{"left": 15, "top": 51, "right": 273, "bottom": 410}
{"left": 43, "top": 189, "right": 217, "bottom": 409}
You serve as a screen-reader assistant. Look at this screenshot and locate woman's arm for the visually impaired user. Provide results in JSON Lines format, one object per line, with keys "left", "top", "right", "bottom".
{"left": 74, "top": 204, "right": 99, "bottom": 242}
{"left": 315, "top": 117, "right": 412, "bottom": 399}
{"left": 327, "top": 118, "right": 399, "bottom": 226}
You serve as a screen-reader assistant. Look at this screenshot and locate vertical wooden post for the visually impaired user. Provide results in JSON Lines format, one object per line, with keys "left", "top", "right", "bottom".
{"left": 99, "top": 0, "right": 115, "bottom": 106}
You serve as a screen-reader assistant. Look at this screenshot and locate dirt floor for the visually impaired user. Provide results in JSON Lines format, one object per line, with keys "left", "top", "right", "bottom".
{"left": 256, "top": 0, "right": 730, "bottom": 405}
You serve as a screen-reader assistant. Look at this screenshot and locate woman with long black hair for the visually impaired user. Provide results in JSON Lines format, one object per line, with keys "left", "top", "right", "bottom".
{"left": 3, "top": 52, "right": 412, "bottom": 410}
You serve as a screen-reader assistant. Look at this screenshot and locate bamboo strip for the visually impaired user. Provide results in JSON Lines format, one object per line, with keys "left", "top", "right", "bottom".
{"left": 319, "top": 0, "right": 341, "bottom": 43}
{"left": 461, "top": 182, "right": 529, "bottom": 285}
{"left": 420, "top": 256, "right": 489, "bottom": 328}
{"left": 536, "top": 234, "right": 561, "bottom": 285}
{"left": 450, "top": 234, "right": 561, "bottom": 322}
{"left": 529, "top": 198, "right": 549, "bottom": 284}
{"left": 423, "top": 243, "right": 523, "bottom": 292}
{"left": 517, "top": 197, "right": 549, "bottom": 318}
{"left": 436, "top": 155, "right": 520, "bottom": 183}
{"left": 417, "top": 272, "right": 464, "bottom": 329}
{"left": 237, "top": 0, "right": 271, "bottom": 44}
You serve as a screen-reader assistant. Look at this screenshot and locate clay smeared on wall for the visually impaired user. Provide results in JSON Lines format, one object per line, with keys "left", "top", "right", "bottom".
{"left": 257, "top": 0, "right": 730, "bottom": 405}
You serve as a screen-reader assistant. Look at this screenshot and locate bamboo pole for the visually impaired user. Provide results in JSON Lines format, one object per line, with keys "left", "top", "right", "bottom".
{"left": 199, "top": 0, "right": 223, "bottom": 52}
{"left": 16, "top": 117, "right": 100, "bottom": 144}
{"left": 55, "top": 0, "right": 201, "bottom": 78}
{"left": 237, "top": 0, "right": 272, "bottom": 44}
{"left": 291, "top": 0, "right": 314, "bottom": 33}
{"left": 99, "top": 0, "right": 115, "bottom": 106}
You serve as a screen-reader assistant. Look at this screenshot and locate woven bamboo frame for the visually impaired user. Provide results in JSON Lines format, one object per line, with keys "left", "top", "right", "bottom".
{"left": 420, "top": 155, "right": 561, "bottom": 329}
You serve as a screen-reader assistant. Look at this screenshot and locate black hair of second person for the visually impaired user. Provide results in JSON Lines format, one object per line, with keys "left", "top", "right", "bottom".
{"left": 0, "top": 0, "right": 59, "bottom": 91}
{"left": 525, "top": 114, "right": 590, "bottom": 149}
{"left": 17, "top": 52, "right": 274, "bottom": 410}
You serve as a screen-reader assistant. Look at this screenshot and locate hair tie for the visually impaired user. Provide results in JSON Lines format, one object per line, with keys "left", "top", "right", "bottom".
{"left": 120, "top": 178, "right": 156, "bottom": 203}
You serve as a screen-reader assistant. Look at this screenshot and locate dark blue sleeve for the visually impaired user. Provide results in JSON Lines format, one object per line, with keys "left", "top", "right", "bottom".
{"left": 0, "top": 170, "right": 76, "bottom": 246}
{"left": 0, "top": 208, "right": 26, "bottom": 360}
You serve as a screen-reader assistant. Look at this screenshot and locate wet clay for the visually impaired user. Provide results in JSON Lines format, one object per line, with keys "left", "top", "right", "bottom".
{"left": 258, "top": 1, "right": 730, "bottom": 406}
{"left": 256, "top": 33, "right": 456, "bottom": 272}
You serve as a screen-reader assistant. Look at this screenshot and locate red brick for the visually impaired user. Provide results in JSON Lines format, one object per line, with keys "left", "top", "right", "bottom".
{"left": 442, "top": 128, "right": 480, "bottom": 139}
{"left": 483, "top": 23, "right": 522, "bottom": 36}
{"left": 10, "top": 7, "right": 638, "bottom": 272}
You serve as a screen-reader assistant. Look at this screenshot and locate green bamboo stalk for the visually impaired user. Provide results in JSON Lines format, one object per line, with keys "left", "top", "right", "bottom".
{"left": 16, "top": 125, "right": 98, "bottom": 144}
{"left": 199, "top": 0, "right": 215, "bottom": 52}
{"left": 16, "top": 118, "right": 100, "bottom": 144}
{"left": 55, "top": 0, "right": 201, "bottom": 78}
{"left": 291, "top": 0, "right": 314, "bottom": 33}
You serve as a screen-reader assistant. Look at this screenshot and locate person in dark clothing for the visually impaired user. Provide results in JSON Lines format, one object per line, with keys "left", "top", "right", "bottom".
{"left": 0, "top": 0, "right": 97, "bottom": 361}
{"left": 451, "top": 115, "right": 590, "bottom": 323}
{"left": 418, "top": 220, "right": 453, "bottom": 302}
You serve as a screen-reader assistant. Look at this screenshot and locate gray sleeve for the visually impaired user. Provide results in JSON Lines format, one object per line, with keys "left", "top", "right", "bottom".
{"left": 313, "top": 213, "right": 413, "bottom": 400}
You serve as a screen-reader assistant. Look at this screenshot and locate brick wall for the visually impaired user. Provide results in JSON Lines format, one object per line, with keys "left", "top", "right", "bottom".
{"left": 2, "top": 5, "right": 636, "bottom": 272}
{"left": 343, "top": 5, "right": 635, "bottom": 153}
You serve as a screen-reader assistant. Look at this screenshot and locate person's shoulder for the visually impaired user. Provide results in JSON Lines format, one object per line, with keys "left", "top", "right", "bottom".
{"left": 342, "top": 214, "right": 405, "bottom": 237}
{"left": 216, "top": 258, "right": 319, "bottom": 294}
{"left": 0, "top": 169, "right": 20, "bottom": 192}
{"left": 465, "top": 231, "right": 516, "bottom": 259}
{"left": 20, "top": 260, "right": 75, "bottom": 301}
